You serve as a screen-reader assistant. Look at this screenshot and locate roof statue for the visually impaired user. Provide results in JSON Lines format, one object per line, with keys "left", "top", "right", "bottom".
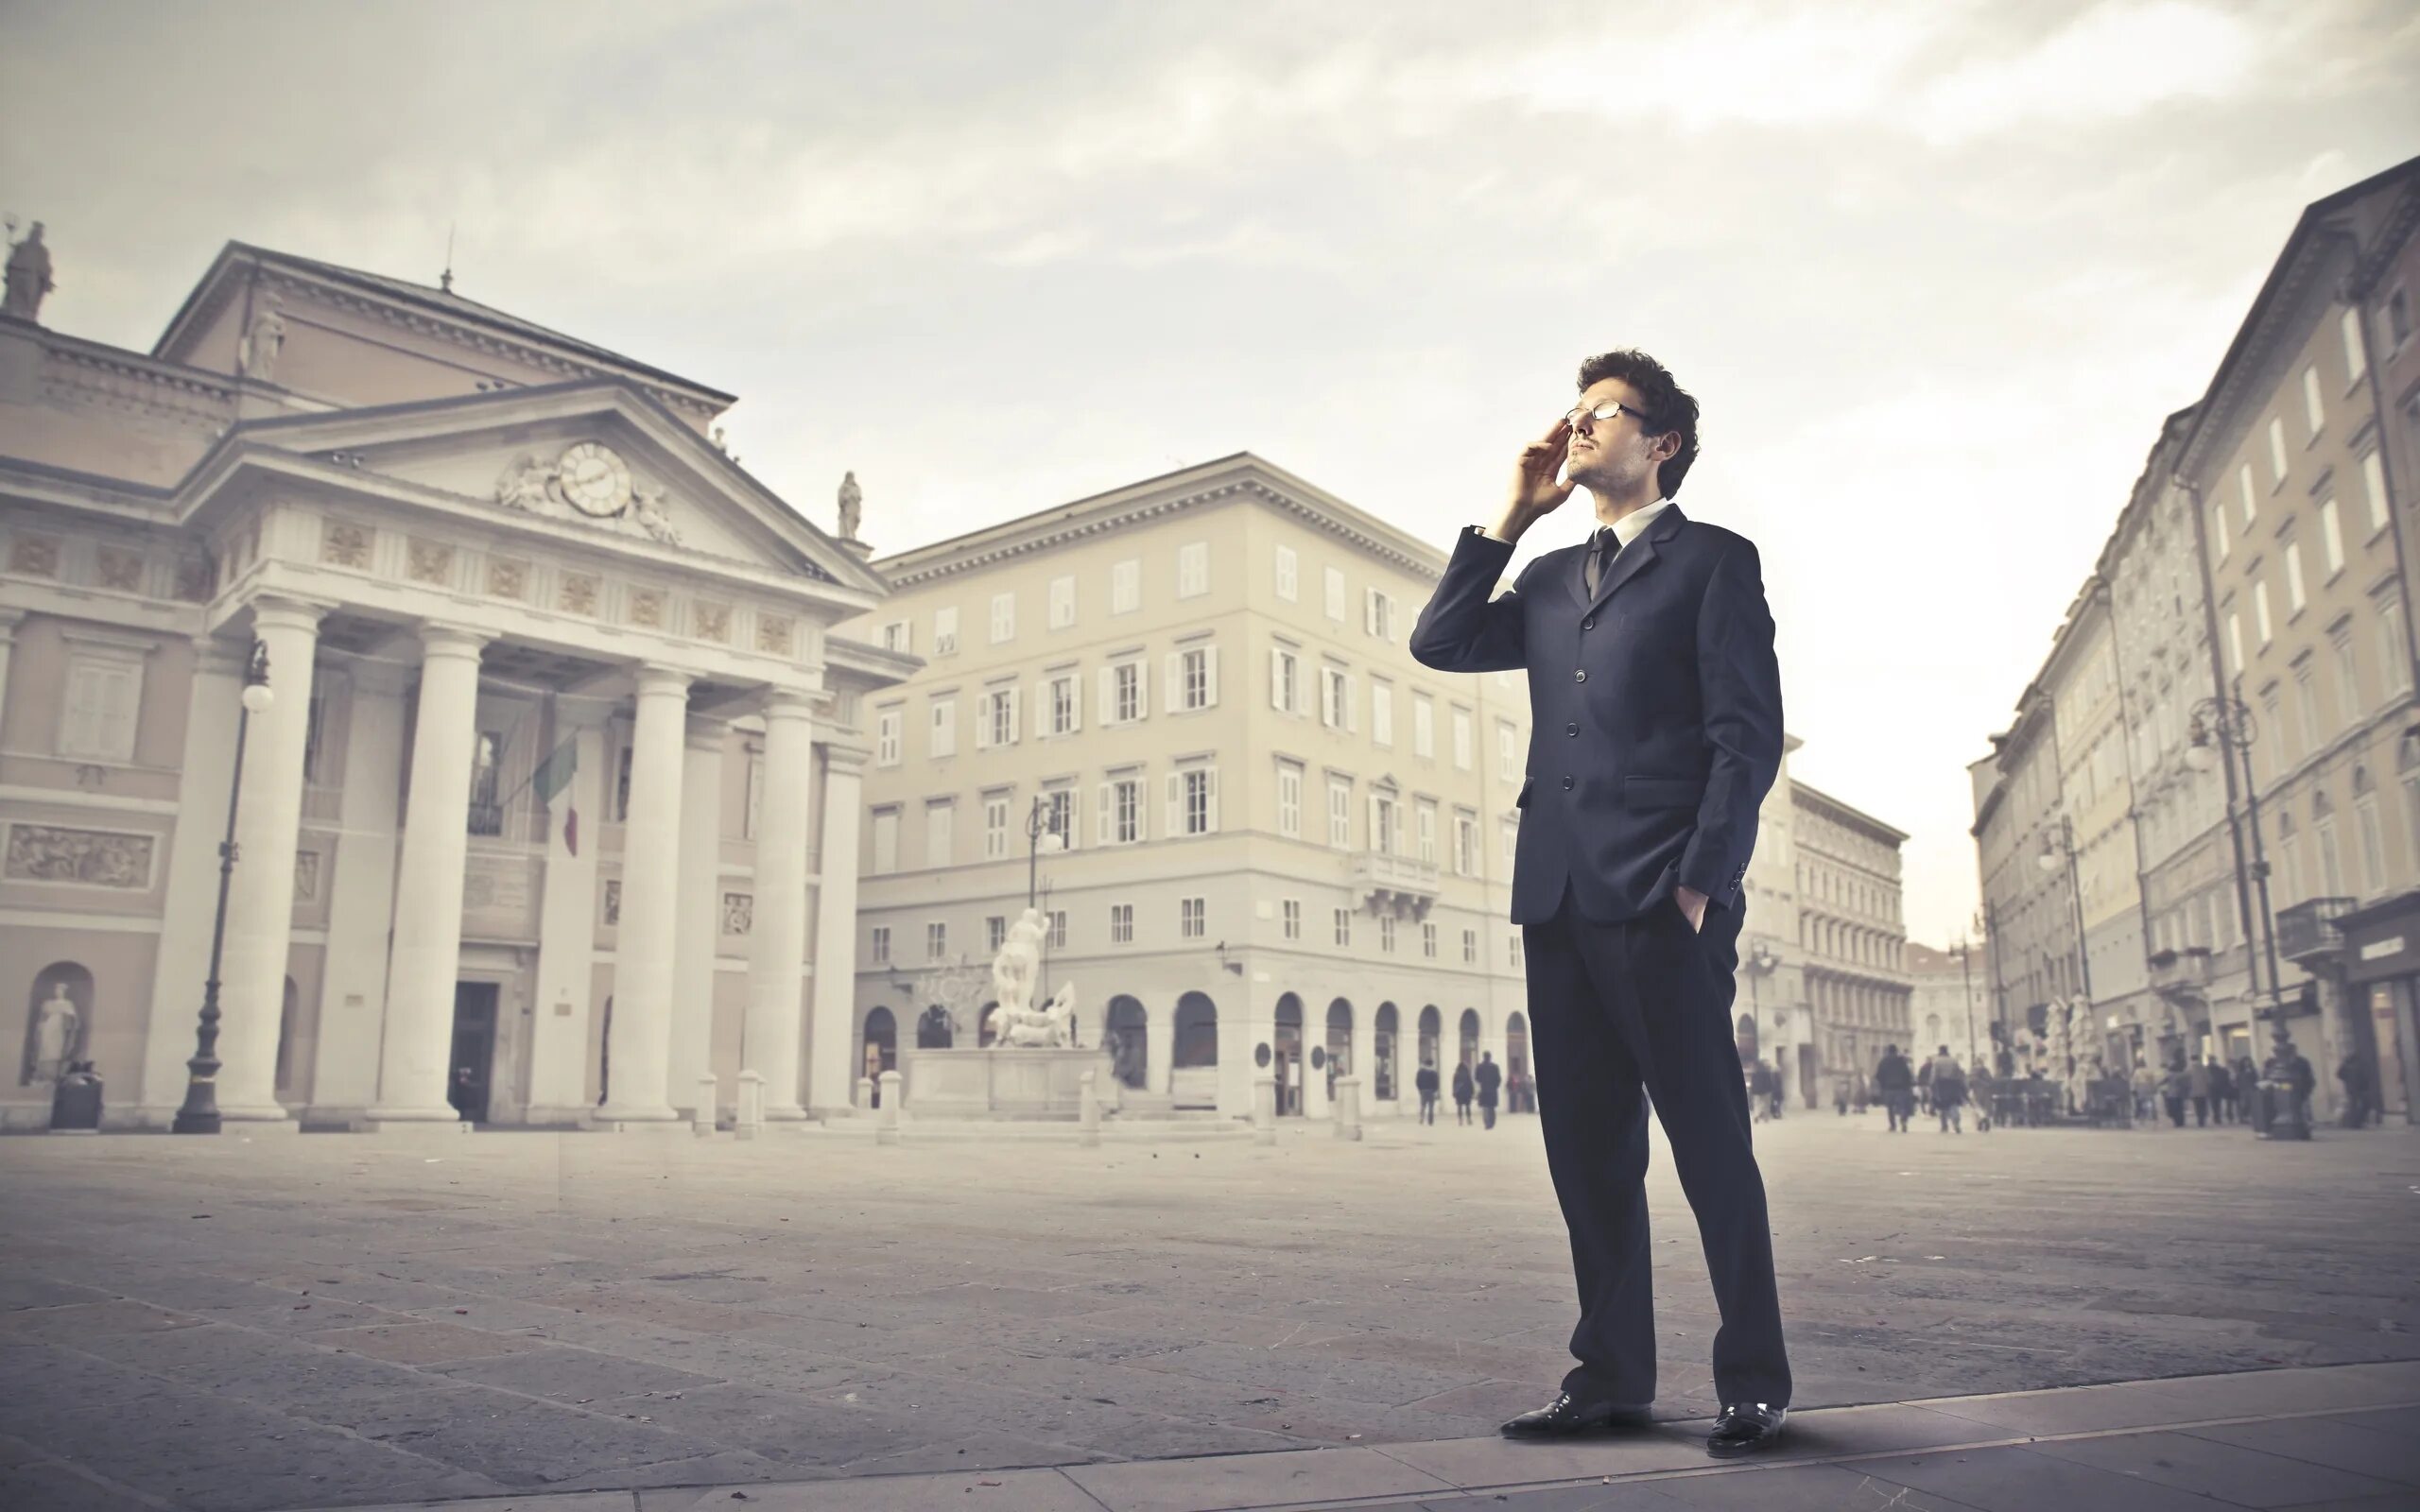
{"left": 838, "top": 470, "right": 862, "bottom": 541}
{"left": 4, "top": 221, "right": 54, "bottom": 322}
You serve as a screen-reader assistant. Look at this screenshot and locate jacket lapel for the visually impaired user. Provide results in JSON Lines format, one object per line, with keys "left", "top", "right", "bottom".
{"left": 1566, "top": 503, "right": 1688, "bottom": 612}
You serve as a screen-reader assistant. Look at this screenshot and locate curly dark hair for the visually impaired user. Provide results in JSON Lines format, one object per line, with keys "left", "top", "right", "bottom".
{"left": 1576, "top": 348, "right": 1701, "bottom": 499}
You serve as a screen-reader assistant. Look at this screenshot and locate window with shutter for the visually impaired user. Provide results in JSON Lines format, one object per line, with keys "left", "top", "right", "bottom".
{"left": 1165, "top": 772, "right": 1183, "bottom": 837}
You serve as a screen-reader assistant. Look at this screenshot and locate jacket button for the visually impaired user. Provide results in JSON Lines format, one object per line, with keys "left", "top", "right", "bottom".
{"left": 1561, "top": 775, "right": 1574, "bottom": 790}
{"left": 1564, "top": 722, "right": 1578, "bottom": 737}
{"left": 1582, "top": 617, "right": 1595, "bottom": 631}
{"left": 1574, "top": 668, "right": 1587, "bottom": 682}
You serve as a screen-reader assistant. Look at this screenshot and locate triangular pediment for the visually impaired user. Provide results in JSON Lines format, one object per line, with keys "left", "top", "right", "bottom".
{"left": 202, "top": 380, "right": 886, "bottom": 597}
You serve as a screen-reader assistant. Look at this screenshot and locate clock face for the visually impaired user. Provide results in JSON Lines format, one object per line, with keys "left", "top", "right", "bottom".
{"left": 557, "top": 442, "right": 631, "bottom": 517}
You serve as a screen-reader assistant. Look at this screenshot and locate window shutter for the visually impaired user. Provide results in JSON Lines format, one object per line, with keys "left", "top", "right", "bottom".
{"left": 1007, "top": 687, "right": 1021, "bottom": 744}
{"left": 1132, "top": 780, "right": 1147, "bottom": 841}
{"left": 1322, "top": 671, "right": 1337, "bottom": 727}
{"left": 1270, "top": 648, "right": 1286, "bottom": 711}
{"left": 1132, "top": 661, "right": 1149, "bottom": 719}
{"left": 1366, "top": 794, "right": 1381, "bottom": 850}
{"left": 1068, "top": 677, "right": 1082, "bottom": 732}
{"left": 1165, "top": 653, "right": 1182, "bottom": 712}
{"left": 1063, "top": 788, "right": 1080, "bottom": 850}
{"left": 1394, "top": 806, "right": 1407, "bottom": 856}
{"left": 1364, "top": 588, "right": 1377, "bottom": 636}
{"left": 1166, "top": 773, "right": 1182, "bottom": 838}
{"left": 1098, "top": 783, "right": 1113, "bottom": 846}
{"left": 1344, "top": 673, "right": 1357, "bottom": 732}
{"left": 975, "top": 696, "right": 993, "bottom": 750}
{"left": 1204, "top": 645, "right": 1219, "bottom": 706}
{"left": 1205, "top": 767, "right": 1219, "bottom": 832}
{"left": 1098, "top": 667, "right": 1115, "bottom": 724}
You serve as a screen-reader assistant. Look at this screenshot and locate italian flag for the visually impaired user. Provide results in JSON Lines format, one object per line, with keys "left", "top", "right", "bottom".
{"left": 531, "top": 737, "right": 579, "bottom": 856}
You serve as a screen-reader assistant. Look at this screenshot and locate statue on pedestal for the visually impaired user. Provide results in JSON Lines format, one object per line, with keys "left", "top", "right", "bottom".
{"left": 837, "top": 471, "right": 862, "bottom": 541}
{"left": 4, "top": 222, "right": 54, "bottom": 323}
{"left": 240, "top": 297, "right": 286, "bottom": 382}
{"left": 21, "top": 982, "right": 82, "bottom": 1085}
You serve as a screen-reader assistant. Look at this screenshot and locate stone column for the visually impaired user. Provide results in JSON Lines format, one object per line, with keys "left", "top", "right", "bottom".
{"left": 307, "top": 658, "right": 409, "bottom": 1122}
{"left": 1145, "top": 997, "right": 1176, "bottom": 1096}
{"left": 747, "top": 690, "right": 817, "bottom": 1120}
{"left": 363, "top": 625, "right": 491, "bottom": 1128}
{"left": 806, "top": 736, "right": 869, "bottom": 1116}
{"left": 668, "top": 715, "right": 727, "bottom": 1119}
{"left": 0, "top": 609, "right": 22, "bottom": 741}
{"left": 526, "top": 696, "right": 612, "bottom": 1122}
{"left": 596, "top": 664, "right": 688, "bottom": 1125}
{"left": 138, "top": 637, "right": 246, "bottom": 1123}
{"left": 214, "top": 596, "right": 324, "bottom": 1126}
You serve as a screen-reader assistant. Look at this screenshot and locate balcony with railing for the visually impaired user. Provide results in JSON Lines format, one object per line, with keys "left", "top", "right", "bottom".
{"left": 2147, "top": 944, "right": 2215, "bottom": 1002}
{"left": 1351, "top": 850, "right": 1441, "bottom": 917}
{"left": 2274, "top": 897, "right": 2357, "bottom": 962}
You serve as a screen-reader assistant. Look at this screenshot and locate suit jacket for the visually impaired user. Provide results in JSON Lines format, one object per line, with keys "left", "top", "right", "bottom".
{"left": 1409, "top": 506, "right": 1783, "bottom": 926}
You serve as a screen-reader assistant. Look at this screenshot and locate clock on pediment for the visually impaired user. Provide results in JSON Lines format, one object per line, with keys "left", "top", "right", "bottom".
{"left": 556, "top": 441, "right": 632, "bottom": 518}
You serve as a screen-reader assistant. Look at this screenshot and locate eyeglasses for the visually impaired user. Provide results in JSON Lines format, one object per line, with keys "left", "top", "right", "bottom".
{"left": 1564, "top": 401, "right": 1656, "bottom": 431}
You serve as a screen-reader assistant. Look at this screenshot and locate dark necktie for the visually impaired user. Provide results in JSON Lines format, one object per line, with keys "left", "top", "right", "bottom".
{"left": 1584, "top": 525, "right": 1621, "bottom": 596}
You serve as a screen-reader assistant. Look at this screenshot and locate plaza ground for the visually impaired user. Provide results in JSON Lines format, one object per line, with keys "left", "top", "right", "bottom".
{"left": 0, "top": 1110, "right": 2414, "bottom": 1511}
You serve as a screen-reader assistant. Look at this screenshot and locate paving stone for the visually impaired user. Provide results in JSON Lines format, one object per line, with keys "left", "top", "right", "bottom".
{"left": 1635, "top": 1462, "right": 1989, "bottom": 1509}
{"left": 425, "top": 1344, "right": 728, "bottom": 1403}
{"left": 74, "top": 1321, "right": 453, "bottom": 1413}
{"left": 0, "top": 1297, "right": 201, "bottom": 1342}
{"left": 636, "top": 1468, "right": 1100, "bottom": 1510}
{"left": 1858, "top": 1443, "right": 2273, "bottom": 1512}
{"left": 314, "top": 1383, "right": 723, "bottom": 1487}
{"left": 2028, "top": 1426, "right": 2403, "bottom": 1506}
{"left": 1122, "top": 1337, "right": 1487, "bottom": 1407}
{"left": 0, "top": 1276, "right": 116, "bottom": 1312}
{"left": 596, "top": 1382, "right": 926, "bottom": 1465}
{"left": 2183, "top": 1416, "right": 2420, "bottom": 1487}
{"left": 306, "top": 1320, "right": 560, "bottom": 1366}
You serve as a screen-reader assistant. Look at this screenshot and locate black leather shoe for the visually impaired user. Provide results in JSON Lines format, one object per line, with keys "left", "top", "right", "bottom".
{"left": 1500, "top": 1391, "right": 1654, "bottom": 1437}
{"left": 1705, "top": 1401, "right": 1787, "bottom": 1457}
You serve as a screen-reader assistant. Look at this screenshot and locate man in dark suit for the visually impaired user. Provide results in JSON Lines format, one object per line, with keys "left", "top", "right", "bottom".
{"left": 1409, "top": 349, "right": 1789, "bottom": 1459}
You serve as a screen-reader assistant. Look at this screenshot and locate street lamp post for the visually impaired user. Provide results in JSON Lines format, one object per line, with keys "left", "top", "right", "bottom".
{"left": 1953, "top": 916, "right": 1982, "bottom": 1064}
{"left": 173, "top": 640, "right": 273, "bottom": 1135}
{"left": 1742, "top": 942, "right": 1779, "bottom": 1065}
{"left": 1025, "top": 793, "right": 1065, "bottom": 911}
{"left": 2037, "top": 814, "right": 2095, "bottom": 1010}
{"left": 2186, "top": 691, "right": 2286, "bottom": 1024}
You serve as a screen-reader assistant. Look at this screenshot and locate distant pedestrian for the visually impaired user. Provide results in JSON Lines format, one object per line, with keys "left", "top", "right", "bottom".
{"left": 2337, "top": 1049, "right": 2374, "bottom": 1128}
{"left": 2131, "top": 1057, "right": 2158, "bottom": 1125}
{"left": 1452, "top": 1061, "right": 1475, "bottom": 1125}
{"left": 2187, "top": 1056, "right": 2212, "bottom": 1126}
{"left": 1874, "top": 1045, "right": 1914, "bottom": 1133}
{"left": 1928, "top": 1046, "right": 1966, "bottom": 1134}
{"left": 1833, "top": 1077, "right": 1849, "bottom": 1116}
{"left": 2235, "top": 1055, "right": 2259, "bottom": 1124}
{"left": 2161, "top": 1056, "right": 2188, "bottom": 1128}
{"left": 2207, "top": 1057, "right": 2236, "bottom": 1125}
{"left": 1416, "top": 1060, "right": 1441, "bottom": 1125}
{"left": 1476, "top": 1052, "right": 1502, "bottom": 1129}
{"left": 1968, "top": 1058, "right": 1995, "bottom": 1132}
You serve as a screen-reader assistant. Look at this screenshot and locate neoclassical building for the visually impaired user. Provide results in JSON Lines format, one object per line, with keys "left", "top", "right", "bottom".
{"left": 0, "top": 239, "right": 905, "bottom": 1130}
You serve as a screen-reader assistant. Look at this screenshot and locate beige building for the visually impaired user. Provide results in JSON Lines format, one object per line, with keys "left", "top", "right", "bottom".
{"left": 1904, "top": 940, "right": 1989, "bottom": 1069}
{"left": 2182, "top": 158, "right": 2420, "bottom": 1122}
{"left": 2038, "top": 577, "right": 2155, "bottom": 1064}
{"left": 1790, "top": 778, "right": 1911, "bottom": 1102}
{"left": 0, "top": 238, "right": 905, "bottom": 1130}
{"left": 836, "top": 455, "right": 1537, "bottom": 1119}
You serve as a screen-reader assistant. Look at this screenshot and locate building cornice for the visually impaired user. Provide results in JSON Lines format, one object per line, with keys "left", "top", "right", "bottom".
{"left": 1790, "top": 778, "right": 1911, "bottom": 844}
{"left": 871, "top": 455, "right": 1448, "bottom": 589}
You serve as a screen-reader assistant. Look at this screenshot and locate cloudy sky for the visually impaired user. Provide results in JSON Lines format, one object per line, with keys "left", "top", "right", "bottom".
{"left": 5, "top": 0, "right": 2416, "bottom": 948}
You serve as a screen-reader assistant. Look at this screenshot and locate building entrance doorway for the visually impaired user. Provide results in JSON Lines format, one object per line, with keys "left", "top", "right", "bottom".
{"left": 1273, "top": 993, "right": 1305, "bottom": 1116}
{"left": 449, "top": 983, "right": 499, "bottom": 1124}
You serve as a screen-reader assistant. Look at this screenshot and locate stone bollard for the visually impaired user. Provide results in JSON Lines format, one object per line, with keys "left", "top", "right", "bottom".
{"left": 1253, "top": 1074, "right": 1277, "bottom": 1146}
{"left": 1079, "top": 1069, "right": 1101, "bottom": 1147}
{"left": 856, "top": 1075, "right": 875, "bottom": 1112}
{"left": 694, "top": 1074, "right": 718, "bottom": 1138}
{"left": 735, "top": 1070, "right": 765, "bottom": 1141}
{"left": 876, "top": 1070, "right": 904, "bottom": 1145}
{"left": 1334, "top": 1074, "right": 1362, "bottom": 1142}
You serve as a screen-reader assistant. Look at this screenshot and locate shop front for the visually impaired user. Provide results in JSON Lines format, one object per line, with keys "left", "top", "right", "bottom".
{"left": 2321, "top": 890, "right": 2420, "bottom": 1126}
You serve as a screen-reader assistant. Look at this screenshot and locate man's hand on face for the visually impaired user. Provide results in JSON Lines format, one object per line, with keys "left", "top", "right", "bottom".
{"left": 1493, "top": 414, "right": 1579, "bottom": 541}
{"left": 1676, "top": 885, "right": 1708, "bottom": 934}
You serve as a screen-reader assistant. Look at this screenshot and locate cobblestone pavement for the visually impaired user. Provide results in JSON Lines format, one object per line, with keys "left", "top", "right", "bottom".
{"left": 0, "top": 1111, "right": 2413, "bottom": 1510}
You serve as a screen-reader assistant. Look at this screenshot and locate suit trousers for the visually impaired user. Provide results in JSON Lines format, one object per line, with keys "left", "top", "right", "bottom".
{"left": 1522, "top": 880, "right": 1792, "bottom": 1409}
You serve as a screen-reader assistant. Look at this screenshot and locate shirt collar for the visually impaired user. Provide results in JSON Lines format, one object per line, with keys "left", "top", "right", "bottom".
{"left": 1601, "top": 496, "right": 1671, "bottom": 549}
